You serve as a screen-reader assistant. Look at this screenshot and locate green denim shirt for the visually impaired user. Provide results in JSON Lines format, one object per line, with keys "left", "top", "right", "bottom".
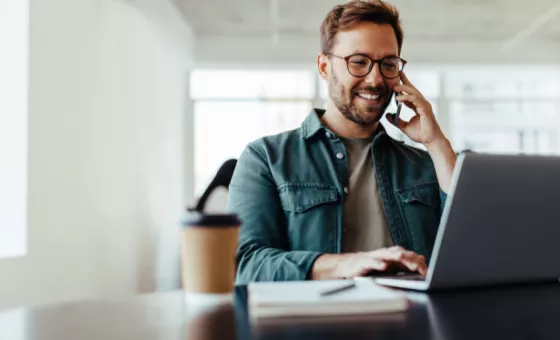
{"left": 228, "top": 109, "right": 447, "bottom": 284}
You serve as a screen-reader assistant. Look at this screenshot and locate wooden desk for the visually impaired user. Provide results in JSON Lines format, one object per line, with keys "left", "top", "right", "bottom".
{"left": 2, "top": 283, "right": 560, "bottom": 340}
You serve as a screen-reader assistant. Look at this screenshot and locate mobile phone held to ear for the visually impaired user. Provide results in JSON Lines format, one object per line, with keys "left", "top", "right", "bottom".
{"left": 392, "top": 78, "right": 403, "bottom": 127}
{"left": 393, "top": 91, "right": 402, "bottom": 127}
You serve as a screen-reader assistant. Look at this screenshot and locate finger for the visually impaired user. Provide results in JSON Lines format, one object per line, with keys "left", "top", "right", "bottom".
{"left": 369, "top": 247, "right": 409, "bottom": 262}
{"left": 396, "top": 93, "right": 425, "bottom": 108}
{"left": 404, "top": 252, "right": 428, "bottom": 274}
{"left": 399, "top": 72, "right": 415, "bottom": 89}
{"left": 367, "top": 258, "right": 388, "bottom": 271}
{"left": 398, "top": 94, "right": 434, "bottom": 117}
{"left": 418, "top": 261, "right": 428, "bottom": 276}
{"left": 381, "top": 258, "right": 427, "bottom": 276}
{"left": 401, "top": 258, "right": 428, "bottom": 275}
{"left": 395, "top": 93, "right": 418, "bottom": 111}
{"left": 401, "top": 100, "right": 416, "bottom": 110}
{"left": 393, "top": 84, "right": 419, "bottom": 96}
{"left": 392, "top": 257, "right": 427, "bottom": 275}
{"left": 356, "top": 259, "right": 388, "bottom": 276}
{"left": 371, "top": 248, "right": 427, "bottom": 274}
{"left": 394, "top": 79, "right": 424, "bottom": 99}
{"left": 386, "top": 113, "right": 406, "bottom": 130}
{"left": 388, "top": 114, "right": 421, "bottom": 134}
{"left": 373, "top": 246, "right": 424, "bottom": 263}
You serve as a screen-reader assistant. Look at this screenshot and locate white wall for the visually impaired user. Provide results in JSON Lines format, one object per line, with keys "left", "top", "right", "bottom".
{"left": 184, "top": 72, "right": 195, "bottom": 211}
{"left": 0, "top": 0, "right": 195, "bottom": 309}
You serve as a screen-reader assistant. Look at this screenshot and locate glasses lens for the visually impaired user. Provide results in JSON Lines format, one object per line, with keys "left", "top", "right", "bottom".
{"left": 347, "top": 55, "right": 372, "bottom": 77}
{"left": 379, "top": 57, "right": 403, "bottom": 79}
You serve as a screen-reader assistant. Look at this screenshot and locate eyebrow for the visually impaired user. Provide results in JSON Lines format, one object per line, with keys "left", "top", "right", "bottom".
{"left": 350, "top": 52, "right": 399, "bottom": 59}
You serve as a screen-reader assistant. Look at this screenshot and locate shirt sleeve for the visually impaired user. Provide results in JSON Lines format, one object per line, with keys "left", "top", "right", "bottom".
{"left": 227, "top": 142, "right": 323, "bottom": 284}
{"left": 439, "top": 188, "right": 447, "bottom": 214}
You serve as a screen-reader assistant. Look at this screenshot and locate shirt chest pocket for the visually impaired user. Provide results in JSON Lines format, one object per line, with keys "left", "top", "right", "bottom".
{"left": 278, "top": 184, "right": 339, "bottom": 251}
{"left": 396, "top": 182, "right": 441, "bottom": 257}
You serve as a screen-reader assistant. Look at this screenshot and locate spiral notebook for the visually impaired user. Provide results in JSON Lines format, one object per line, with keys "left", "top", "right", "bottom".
{"left": 248, "top": 278, "right": 409, "bottom": 319}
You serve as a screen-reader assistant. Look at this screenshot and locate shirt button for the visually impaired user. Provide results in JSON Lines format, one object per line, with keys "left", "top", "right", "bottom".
{"left": 336, "top": 152, "right": 344, "bottom": 159}
{"left": 325, "top": 132, "right": 332, "bottom": 138}
{"left": 344, "top": 187, "right": 349, "bottom": 194}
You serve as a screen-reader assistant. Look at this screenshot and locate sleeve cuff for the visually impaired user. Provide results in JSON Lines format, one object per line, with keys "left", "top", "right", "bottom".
{"left": 439, "top": 189, "right": 448, "bottom": 213}
{"left": 284, "top": 251, "right": 324, "bottom": 281}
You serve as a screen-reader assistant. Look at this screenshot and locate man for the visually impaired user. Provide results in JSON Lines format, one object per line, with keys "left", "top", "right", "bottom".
{"left": 228, "top": 0, "right": 457, "bottom": 283}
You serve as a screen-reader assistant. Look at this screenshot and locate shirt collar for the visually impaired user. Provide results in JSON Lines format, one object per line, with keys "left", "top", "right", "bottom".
{"left": 300, "top": 108, "right": 388, "bottom": 141}
{"left": 300, "top": 108, "right": 326, "bottom": 140}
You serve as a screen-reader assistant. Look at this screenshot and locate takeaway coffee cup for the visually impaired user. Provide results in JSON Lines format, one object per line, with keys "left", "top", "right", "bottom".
{"left": 180, "top": 211, "right": 240, "bottom": 302}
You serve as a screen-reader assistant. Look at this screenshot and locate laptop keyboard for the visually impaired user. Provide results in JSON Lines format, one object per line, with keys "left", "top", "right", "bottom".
{"left": 391, "top": 275, "right": 426, "bottom": 281}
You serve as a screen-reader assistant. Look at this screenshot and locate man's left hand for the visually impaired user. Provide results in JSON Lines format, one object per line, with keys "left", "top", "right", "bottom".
{"left": 387, "top": 72, "right": 457, "bottom": 193}
{"left": 388, "top": 72, "right": 444, "bottom": 147}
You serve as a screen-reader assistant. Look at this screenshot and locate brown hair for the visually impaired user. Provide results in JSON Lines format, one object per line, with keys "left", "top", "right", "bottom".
{"left": 320, "top": 0, "right": 403, "bottom": 54}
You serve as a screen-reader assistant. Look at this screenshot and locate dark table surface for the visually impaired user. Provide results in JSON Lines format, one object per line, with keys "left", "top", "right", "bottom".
{"left": 2, "top": 282, "right": 560, "bottom": 340}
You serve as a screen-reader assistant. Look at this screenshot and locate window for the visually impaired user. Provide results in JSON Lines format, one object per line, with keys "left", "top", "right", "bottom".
{"left": 191, "top": 70, "right": 315, "bottom": 195}
{"left": 193, "top": 101, "right": 311, "bottom": 194}
{"left": 190, "top": 70, "right": 315, "bottom": 99}
{"left": 446, "top": 67, "right": 560, "bottom": 154}
{"left": 190, "top": 66, "right": 560, "bottom": 197}
{"left": 0, "top": 0, "right": 29, "bottom": 259}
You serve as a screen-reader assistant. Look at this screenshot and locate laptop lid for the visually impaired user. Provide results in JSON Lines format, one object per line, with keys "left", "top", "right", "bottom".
{"left": 426, "top": 152, "right": 560, "bottom": 290}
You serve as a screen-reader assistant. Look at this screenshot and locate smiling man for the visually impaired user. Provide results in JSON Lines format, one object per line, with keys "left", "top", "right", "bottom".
{"left": 228, "top": 0, "right": 457, "bottom": 283}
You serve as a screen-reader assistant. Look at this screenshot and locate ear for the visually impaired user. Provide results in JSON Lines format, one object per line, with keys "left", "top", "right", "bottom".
{"left": 317, "top": 53, "right": 330, "bottom": 81}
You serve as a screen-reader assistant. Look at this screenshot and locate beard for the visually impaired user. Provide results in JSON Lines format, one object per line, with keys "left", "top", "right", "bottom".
{"left": 328, "top": 69, "right": 392, "bottom": 126}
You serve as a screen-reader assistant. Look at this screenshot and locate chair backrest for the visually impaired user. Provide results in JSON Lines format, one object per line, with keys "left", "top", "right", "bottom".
{"left": 192, "top": 159, "right": 237, "bottom": 212}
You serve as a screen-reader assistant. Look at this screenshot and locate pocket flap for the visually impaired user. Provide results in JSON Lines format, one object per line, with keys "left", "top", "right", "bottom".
{"left": 279, "top": 184, "right": 338, "bottom": 213}
{"left": 397, "top": 183, "right": 440, "bottom": 209}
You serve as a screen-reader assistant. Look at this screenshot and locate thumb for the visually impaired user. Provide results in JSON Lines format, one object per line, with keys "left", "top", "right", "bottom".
{"left": 386, "top": 113, "right": 407, "bottom": 131}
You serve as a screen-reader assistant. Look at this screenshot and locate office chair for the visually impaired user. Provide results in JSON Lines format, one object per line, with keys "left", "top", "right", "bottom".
{"left": 191, "top": 158, "right": 237, "bottom": 212}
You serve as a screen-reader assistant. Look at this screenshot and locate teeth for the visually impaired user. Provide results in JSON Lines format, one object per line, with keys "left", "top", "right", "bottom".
{"left": 357, "top": 93, "right": 380, "bottom": 100}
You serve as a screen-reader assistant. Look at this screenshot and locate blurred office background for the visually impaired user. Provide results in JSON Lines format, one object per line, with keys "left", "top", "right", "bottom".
{"left": 0, "top": 0, "right": 559, "bottom": 310}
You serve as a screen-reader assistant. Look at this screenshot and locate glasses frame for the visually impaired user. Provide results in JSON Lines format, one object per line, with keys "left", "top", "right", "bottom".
{"left": 324, "top": 53, "right": 407, "bottom": 79}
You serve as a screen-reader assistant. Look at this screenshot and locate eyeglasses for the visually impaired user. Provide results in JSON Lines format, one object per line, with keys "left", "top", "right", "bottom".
{"left": 324, "top": 53, "right": 407, "bottom": 79}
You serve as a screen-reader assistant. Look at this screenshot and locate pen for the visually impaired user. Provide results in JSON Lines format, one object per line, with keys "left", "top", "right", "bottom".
{"left": 319, "top": 281, "right": 357, "bottom": 297}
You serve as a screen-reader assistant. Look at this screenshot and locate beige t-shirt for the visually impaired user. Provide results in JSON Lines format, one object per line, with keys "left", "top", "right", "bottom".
{"left": 340, "top": 137, "right": 393, "bottom": 252}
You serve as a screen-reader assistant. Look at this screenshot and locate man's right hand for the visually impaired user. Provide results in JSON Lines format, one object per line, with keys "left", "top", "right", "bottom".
{"left": 311, "top": 246, "right": 428, "bottom": 280}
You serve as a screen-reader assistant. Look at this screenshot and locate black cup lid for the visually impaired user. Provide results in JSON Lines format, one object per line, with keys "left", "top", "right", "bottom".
{"left": 182, "top": 210, "right": 241, "bottom": 228}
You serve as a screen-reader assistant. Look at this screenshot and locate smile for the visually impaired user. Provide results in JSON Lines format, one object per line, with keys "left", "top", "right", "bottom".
{"left": 356, "top": 93, "right": 380, "bottom": 100}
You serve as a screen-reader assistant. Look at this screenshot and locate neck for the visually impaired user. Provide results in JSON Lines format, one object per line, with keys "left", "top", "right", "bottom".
{"left": 321, "top": 102, "right": 379, "bottom": 139}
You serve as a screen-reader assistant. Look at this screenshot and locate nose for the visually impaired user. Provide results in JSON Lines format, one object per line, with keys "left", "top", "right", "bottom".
{"left": 364, "top": 62, "right": 384, "bottom": 85}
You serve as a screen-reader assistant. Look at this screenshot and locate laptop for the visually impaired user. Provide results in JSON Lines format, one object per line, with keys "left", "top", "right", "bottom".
{"left": 375, "top": 152, "right": 560, "bottom": 291}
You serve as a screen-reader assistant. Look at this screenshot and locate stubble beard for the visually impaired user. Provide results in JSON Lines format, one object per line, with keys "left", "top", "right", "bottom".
{"left": 328, "top": 70, "right": 391, "bottom": 126}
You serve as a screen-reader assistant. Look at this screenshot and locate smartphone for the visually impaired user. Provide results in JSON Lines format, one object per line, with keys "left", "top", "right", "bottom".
{"left": 392, "top": 78, "right": 403, "bottom": 126}
{"left": 393, "top": 91, "right": 402, "bottom": 126}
